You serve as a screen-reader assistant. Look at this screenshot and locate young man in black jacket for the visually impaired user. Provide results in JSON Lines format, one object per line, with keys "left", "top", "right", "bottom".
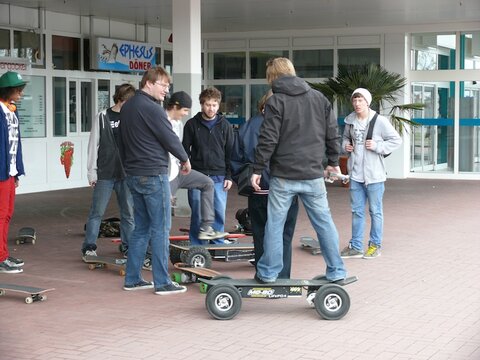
{"left": 182, "top": 87, "right": 234, "bottom": 245}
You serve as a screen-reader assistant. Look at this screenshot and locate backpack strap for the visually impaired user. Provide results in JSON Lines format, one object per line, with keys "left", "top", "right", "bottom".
{"left": 366, "top": 113, "right": 379, "bottom": 140}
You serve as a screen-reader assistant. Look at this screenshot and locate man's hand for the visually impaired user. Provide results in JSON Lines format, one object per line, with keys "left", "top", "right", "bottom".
{"left": 224, "top": 179, "right": 232, "bottom": 191}
{"left": 345, "top": 143, "right": 354, "bottom": 153}
{"left": 365, "top": 139, "right": 377, "bottom": 151}
{"left": 251, "top": 174, "right": 262, "bottom": 191}
{"left": 180, "top": 160, "right": 191, "bottom": 175}
{"left": 89, "top": 181, "right": 96, "bottom": 188}
{"left": 325, "top": 165, "right": 342, "bottom": 179}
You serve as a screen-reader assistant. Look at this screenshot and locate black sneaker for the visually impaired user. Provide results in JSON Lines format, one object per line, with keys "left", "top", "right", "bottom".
{"left": 155, "top": 282, "right": 187, "bottom": 295}
{"left": 123, "top": 280, "right": 153, "bottom": 291}
{"left": 0, "top": 260, "right": 23, "bottom": 273}
{"left": 254, "top": 273, "right": 276, "bottom": 284}
{"left": 7, "top": 256, "right": 24, "bottom": 267}
{"left": 142, "top": 256, "right": 152, "bottom": 271}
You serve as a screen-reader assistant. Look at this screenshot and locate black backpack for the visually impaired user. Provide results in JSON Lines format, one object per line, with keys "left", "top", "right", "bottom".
{"left": 348, "top": 113, "right": 390, "bottom": 158}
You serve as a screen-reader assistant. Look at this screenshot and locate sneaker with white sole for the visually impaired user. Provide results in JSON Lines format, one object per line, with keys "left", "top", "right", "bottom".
{"left": 340, "top": 244, "right": 363, "bottom": 258}
{"left": 363, "top": 244, "right": 381, "bottom": 259}
{"left": 155, "top": 282, "right": 187, "bottom": 295}
{"left": 82, "top": 249, "right": 97, "bottom": 261}
{"left": 7, "top": 256, "right": 24, "bottom": 267}
{"left": 0, "top": 260, "right": 23, "bottom": 273}
{"left": 142, "top": 256, "right": 152, "bottom": 271}
{"left": 198, "top": 226, "right": 229, "bottom": 241}
{"left": 123, "top": 280, "right": 154, "bottom": 291}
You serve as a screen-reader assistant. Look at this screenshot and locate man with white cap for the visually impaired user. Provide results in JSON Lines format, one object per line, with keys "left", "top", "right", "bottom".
{"left": 340, "top": 88, "right": 401, "bottom": 259}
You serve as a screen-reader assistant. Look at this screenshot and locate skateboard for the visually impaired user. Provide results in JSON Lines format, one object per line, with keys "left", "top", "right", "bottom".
{"left": 0, "top": 283, "right": 55, "bottom": 304}
{"left": 171, "top": 262, "right": 230, "bottom": 293}
{"left": 83, "top": 255, "right": 127, "bottom": 276}
{"left": 200, "top": 275, "right": 358, "bottom": 320}
{"left": 169, "top": 231, "right": 250, "bottom": 266}
{"left": 170, "top": 242, "right": 254, "bottom": 268}
{"left": 16, "top": 227, "right": 36, "bottom": 245}
{"left": 299, "top": 236, "right": 321, "bottom": 255}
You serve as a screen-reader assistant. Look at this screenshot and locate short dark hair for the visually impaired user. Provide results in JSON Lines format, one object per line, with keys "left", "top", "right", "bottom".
{"left": 140, "top": 66, "right": 171, "bottom": 89}
{"left": 113, "top": 83, "right": 135, "bottom": 104}
{"left": 199, "top": 87, "right": 222, "bottom": 105}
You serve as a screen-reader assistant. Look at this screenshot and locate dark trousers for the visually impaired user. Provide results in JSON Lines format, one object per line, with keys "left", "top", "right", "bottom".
{"left": 248, "top": 194, "right": 299, "bottom": 278}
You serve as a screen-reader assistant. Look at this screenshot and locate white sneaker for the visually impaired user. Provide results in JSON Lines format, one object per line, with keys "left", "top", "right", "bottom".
{"left": 198, "top": 226, "right": 229, "bottom": 241}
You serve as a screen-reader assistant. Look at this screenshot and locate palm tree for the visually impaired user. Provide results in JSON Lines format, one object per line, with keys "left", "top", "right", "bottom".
{"left": 309, "top": 64, "right": 424, "bottom": 134}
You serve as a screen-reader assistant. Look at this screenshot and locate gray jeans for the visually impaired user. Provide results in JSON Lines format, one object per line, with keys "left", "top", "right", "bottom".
{"left": 170, "top": 169, "right": 215, "bottom": 228}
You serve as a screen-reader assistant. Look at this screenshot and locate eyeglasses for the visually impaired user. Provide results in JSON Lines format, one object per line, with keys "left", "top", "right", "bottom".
{"left": 154, "top": 81, "right": 170, "bottom": 90}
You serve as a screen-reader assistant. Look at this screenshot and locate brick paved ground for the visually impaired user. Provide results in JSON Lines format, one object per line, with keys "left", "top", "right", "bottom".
{"left": 0, "top": 179, "right": 479, "bottom": 359}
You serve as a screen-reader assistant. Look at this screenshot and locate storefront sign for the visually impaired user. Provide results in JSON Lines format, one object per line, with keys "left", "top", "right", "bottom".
{"left": 91, "top": 37, "right": 156, "bottom": 72}
{"left": 0, "top": 58, "right": 29, "bottom": 71}
{"left": 16, "top": 75, "right": 46, "bottom": 138}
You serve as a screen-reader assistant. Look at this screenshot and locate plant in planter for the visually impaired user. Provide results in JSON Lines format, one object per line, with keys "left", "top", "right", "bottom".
{"left": 309, "top": 63, "right": 424, "bottom": 134}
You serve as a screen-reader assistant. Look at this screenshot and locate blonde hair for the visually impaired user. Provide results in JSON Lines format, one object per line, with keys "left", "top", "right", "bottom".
{"left": 258, "top": 89, "right": 273, "bottom": 113}
{"left": 266, "top": 57, "right": 296, "bottom": 84}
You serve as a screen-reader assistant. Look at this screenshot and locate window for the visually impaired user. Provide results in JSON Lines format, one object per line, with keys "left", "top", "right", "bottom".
{"left": 164, "top": 49, "right": 172, "bottom": 75}
{"left": 0, "top": 28, "right": 10, "bottom": 57}
{"left": 97, "top": 80, "right": 110, "bottom": 113}
{"left": 52, "top": 35, "right": 80, "bottom": 70}
{"left": 410, "top": 81, "right": 455, "bottom": 173}
{"left": 460, "top": 32, "right": 480, "bottom": 70}
{"left": 210, "top": 52, "right": 246, "bottom": 79}
{"left": 293, "top": 49, "right": 333, "bottom": 78}
{"left": 250, "top": 50, "right": 289, "bottom": 79}
{"left": 16, "top": 75, "right": 46, "bottom": 138}
{"left": 215, "top": 85, "right": 245, "bottom": 126}
{"left": 53, "top": 77, "right": 67, "bottom": 136}
{"left": 411, "top": 33, "right": 456, "bottom": 70}
{"left": 459, "top": 80, "right": 480, "bottom": 172}
{"left": 13, "top": 30, "right": 43, "bottom": 67}
{"left": 338, "top": 48, "right": 380, "bottom": 68}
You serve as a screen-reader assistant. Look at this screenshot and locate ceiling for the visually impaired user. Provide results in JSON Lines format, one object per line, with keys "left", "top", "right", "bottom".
{"left": 1, "top": 0, "right": 479, "bottom": 33}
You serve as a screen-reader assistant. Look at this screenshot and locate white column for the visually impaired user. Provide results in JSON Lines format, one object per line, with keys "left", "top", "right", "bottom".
{"left": 171, "top": 0, "right": 202, "bottom": 216}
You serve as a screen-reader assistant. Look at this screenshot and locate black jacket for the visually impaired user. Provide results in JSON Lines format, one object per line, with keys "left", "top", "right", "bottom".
{"left": 119, "top": 90, "right": 188, "bottom": 176}
{"left": 182, "top": 112, "right": 234, "bottom": 180}
{"left": 254, "top": 76, "right": 340, "bottom": 180}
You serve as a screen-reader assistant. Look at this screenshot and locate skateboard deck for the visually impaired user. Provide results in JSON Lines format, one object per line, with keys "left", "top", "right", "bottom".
{"left": 299, "top": 236, "right": 321, "bottom": 255}
{"left": 16, "top": 227, "right": 36, "bottom": 245}
{"left": 0, "top": 283, "right": 55, "bottom": 304}
{"left": 83, "top": 255, "right": 127, "bottom": 276}
{"left": 200, "top": 275, "right": 358, "bottom": 320}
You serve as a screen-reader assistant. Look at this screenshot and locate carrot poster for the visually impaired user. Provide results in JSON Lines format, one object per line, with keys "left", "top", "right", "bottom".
{"left": 60, "top": 141, "right": 74, "bottom": 178}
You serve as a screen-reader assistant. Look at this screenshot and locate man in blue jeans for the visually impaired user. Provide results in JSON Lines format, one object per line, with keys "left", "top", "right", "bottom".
{"left": 231, "top": 90, "right": 299, "bottom": 278}
{"left": 252, "top": 57, "right": 347, "bottom": 283}
{"left": 119, "top": 66, "right": 191, "bottom": 295}
{"left": 182, "top": 87, "right": 234, "bottom": 245}
{"left": 82, "top": 84, "right": 135, "bottom": 259}
{"left": 340, "top": 88, "right": 401, "bottom": 259}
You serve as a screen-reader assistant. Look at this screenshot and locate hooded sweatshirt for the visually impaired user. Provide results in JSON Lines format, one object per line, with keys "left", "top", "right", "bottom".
{"left": 254, "top": 76, "right": 340, "bottom": 180}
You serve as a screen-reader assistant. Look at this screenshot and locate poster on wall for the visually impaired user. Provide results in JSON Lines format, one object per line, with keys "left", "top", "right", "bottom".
{"left": 91, "top": 37, "right": 156, "bottom": 72}
{"left": 16, "top": 75, "right": 46, "bottom": 138}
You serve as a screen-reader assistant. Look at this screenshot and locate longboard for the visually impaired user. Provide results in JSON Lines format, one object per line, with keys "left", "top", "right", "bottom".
{"left": 200, "top": 275, "right": 358, "bottom": 320}
{"left": 83, "top": 255, "right": 127, "bottom": 276}
{"left": 16, "top": 227, "right": 36, "bottom": 245}
{"left": 299, "top": 236, "right": 321, "bottom": 255}
{"left": 0, "top": 283, "right": 55, "bottom": 304}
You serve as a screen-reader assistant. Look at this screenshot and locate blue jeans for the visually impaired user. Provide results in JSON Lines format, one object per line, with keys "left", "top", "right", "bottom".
{"left": 82, "top": 179, "right": 134, "bottom": 252}
{"left": 188, "top": 181, "right": 227, "bottom": 245}
{"left": 349, "top": 180, "right": 385, "bottom": 250}
{"left": 248, "top": 194, "right": 298, "bottom": 279}
{"left": 125, "top": 175, "right": 172, "bottom": 288}
{"left": 256, "top": 177, "right": 347, "bottom": 282}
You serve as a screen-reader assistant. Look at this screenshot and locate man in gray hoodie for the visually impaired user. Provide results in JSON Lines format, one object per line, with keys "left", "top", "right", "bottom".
{"left": 340, "top": 88, "right": 401, "bottom": 259}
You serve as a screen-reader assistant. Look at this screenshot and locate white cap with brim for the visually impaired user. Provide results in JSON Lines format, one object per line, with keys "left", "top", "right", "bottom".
{"left": 351, "top": 88, "right": 372, "bottom": 106}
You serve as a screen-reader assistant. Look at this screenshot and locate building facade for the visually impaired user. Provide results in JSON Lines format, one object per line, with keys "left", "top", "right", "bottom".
{"left": 1, "top": 4, "right": 479, "bottom": 194}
